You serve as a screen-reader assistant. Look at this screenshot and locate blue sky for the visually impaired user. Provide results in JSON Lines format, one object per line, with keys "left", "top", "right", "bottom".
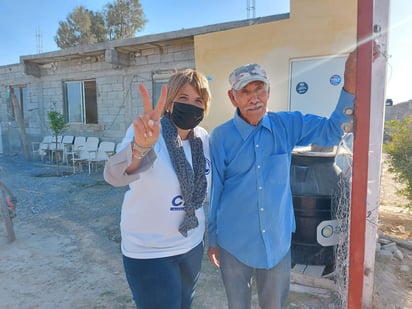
{"left": 0, "top": 0, "right": 289, "bottom": 64}
{"left": 0, "top": 0, "right": 411, "bottom": 103}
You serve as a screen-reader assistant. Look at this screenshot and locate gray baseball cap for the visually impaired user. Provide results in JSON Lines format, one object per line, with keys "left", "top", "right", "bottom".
{"left": 229, "top": 63, "right": 269, "bottom": 90}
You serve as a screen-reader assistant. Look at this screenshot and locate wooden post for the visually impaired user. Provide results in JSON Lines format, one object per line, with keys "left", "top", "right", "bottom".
{"left": 348, "top": 0, "right": 389, "bottom": 307}
{"left": 363, "top": 0, "right": 390, "bottom": 306}
{"left": 10, "top": 93, "right": 31, "bottom": 160}
{"left": 348, "top": 0, "right": 373, "bottom": 307}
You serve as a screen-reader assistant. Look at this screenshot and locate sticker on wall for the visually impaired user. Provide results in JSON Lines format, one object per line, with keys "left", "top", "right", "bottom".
{"left": 296, "top": 81, "right": 308, "bottom": 94}
{"left": 329, "top": 74, "right": 342, "bottom": 86}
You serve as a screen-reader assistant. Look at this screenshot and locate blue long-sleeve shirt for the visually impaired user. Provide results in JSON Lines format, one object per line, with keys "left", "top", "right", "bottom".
{"left": 208, "top": 89, "right": 354, "bottom": 269}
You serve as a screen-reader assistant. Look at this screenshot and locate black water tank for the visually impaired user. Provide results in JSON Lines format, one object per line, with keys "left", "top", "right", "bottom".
{"left": 290, "top": 151, "right": 342, "bottom": 266}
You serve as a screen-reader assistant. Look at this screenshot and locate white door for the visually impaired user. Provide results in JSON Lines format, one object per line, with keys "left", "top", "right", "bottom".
{"left": 289, "top": 55, "right": 347, "bottom": 117}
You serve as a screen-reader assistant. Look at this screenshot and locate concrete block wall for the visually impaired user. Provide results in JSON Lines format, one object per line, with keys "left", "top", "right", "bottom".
{"left": 0, "top": 40, "right": 195, "bottom": 156}
{"left": 0, "top": 63, "right": 37, "bottom": 154}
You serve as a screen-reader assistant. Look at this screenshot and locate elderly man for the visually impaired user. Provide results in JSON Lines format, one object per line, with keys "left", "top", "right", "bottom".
{"left": 207, "top": 51, "right": 358, "bottom": 309}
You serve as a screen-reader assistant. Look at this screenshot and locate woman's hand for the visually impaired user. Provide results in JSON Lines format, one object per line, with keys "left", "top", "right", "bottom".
{"left": 133, "top": 84, "right": 167, "bottom": 148}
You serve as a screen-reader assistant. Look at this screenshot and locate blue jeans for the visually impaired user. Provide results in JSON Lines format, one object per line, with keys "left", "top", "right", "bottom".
{"left": 219, "top": 247, "right": 291, "bottom": 309}
{"left": 123, "top": 241, "right": 204, "bottom": 309}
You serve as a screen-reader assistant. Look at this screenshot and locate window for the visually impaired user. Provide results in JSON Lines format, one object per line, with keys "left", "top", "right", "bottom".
{"left": 64, "top": 80, "right": 97, "bottom": 124}
{"left": 152, "top": 71, "right": 173, "bottom": 109}
{"left": 153, "top": 79, "right": 168, "bottom": 108}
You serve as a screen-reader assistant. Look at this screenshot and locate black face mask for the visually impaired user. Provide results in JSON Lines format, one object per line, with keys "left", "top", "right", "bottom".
{"left": 170, "top": 102, "right": 204, "bottom": 130}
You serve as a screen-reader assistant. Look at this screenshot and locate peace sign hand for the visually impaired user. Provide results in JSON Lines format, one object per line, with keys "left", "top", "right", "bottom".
{"left": 133, "top": 83, "right": 167, "bottom": 148}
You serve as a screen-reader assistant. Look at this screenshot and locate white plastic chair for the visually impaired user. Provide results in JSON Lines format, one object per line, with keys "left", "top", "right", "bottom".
{"left": 72, "top": 137, "right": 99, "bottom": 174}
{"left": 32, "top": 135, "right": 53, "bottom": 161}
{"left": 49, "top": 136, "right": 64, "bottom": 163}
{"left": 60, "top": 136, "right": 74, "bottom": 164}
{"left": 67, "top": 136, "right": 86, "bottom": 170}
{"left": 89, "top": 141, "right": 116, "bottom": 172}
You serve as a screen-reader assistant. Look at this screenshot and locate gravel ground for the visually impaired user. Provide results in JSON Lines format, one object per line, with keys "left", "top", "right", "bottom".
{"left": 0, "top": 154, "right": 359, "bottom": 308}
{"left": 0, "top": 154, "right": 232, "bottom": 309}
{"left": 0, "top": 154, "right": 132, "bottom": 308}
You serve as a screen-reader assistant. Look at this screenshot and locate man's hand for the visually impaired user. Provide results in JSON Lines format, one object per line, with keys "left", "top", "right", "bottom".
{"left": 343, "top": 50, "right": 357, "bottom": 94}
{"left": 207, "top": 247, "right": 220, "bottom": 268}
{"left": 343, "top": 41, "right": 381, "bottom": 95}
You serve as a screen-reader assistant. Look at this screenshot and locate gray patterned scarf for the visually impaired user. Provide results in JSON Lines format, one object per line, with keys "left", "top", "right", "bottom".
{"left": 161, "top": 115, "right": 207, "bottom": 237}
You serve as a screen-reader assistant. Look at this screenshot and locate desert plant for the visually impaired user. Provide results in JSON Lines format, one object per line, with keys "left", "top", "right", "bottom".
{"left": 383, "top": 115, "right": 412, "bottom": 210}
{"left": 48, "top": 109, "right": 67, "bottom": 175}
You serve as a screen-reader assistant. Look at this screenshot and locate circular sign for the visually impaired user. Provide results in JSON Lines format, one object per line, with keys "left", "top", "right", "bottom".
{"left": 296, "top": 81, "right": 308, "bottom": 94}
{"left": 329, "top": 74, "right": 342, "bottom": 86}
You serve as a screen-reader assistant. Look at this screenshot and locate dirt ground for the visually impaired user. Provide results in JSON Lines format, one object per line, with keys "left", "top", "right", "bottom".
{"left": 373, "top": 155, "right": 412, "bottom": 309}
{"left": 0, "top": 154, "right": 411, "bottom": 309}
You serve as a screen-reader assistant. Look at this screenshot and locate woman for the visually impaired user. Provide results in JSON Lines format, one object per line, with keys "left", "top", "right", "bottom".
{"left": 104, "top": 69, "right": 211, "bottom": 309}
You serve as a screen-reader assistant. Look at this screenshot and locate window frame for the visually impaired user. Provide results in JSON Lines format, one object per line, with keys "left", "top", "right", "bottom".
{"left": 152, "top": 70, "right": 175, "bottom": 109}
{"left": 63, "top": 79, "right": 97, "bottom": 124}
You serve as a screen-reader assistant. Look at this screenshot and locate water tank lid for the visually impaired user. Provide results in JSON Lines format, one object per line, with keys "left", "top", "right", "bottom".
{"left": 292, "top": 146, "right": 336, "bottom": 157}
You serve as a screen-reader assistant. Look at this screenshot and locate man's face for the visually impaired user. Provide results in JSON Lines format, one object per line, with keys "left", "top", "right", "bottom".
{"left": 228, "top": 81, "right": 270, "bottom": 126}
